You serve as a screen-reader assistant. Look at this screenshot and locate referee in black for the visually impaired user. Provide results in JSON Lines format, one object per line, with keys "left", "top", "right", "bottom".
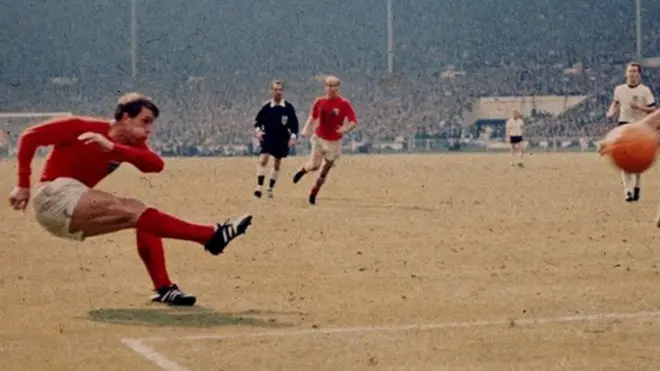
{"left": 253, "top": 80, "right": 299, "bottom": 198}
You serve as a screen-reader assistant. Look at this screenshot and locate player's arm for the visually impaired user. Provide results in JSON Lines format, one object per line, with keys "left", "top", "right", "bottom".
{"left": 338, "top": 101, "right": 358, "bottom": 134}
{"left": 635, "top": 87, "right": 657, "bottom": 114}
{"left": 607, "top": 88, "right": 621, "bottom": 119}
{"left": 16, "top": 117, "right": 104, "bottom": 189}
{"left": 302, "top": 99, "right": 321, "bottom": 137}
{"left": 640, "top": 107, "right": 660, "bottom": 131}
{"left": 254, "top": 105, "right": 266, "bottom": 138}
{"left": 606, "top": 101, "right": 620, "bottom": 119}
{"left": 112, "top": 141, "right": 164, "bottom": 173}
{"left": 631, "top": 102, "right": 656, "bottom": 114}
{"left": 287, "top": 103, "right": 300, "bottom": 140}
{"left": 639, "top": 106, "right": 657, "bottom": 114}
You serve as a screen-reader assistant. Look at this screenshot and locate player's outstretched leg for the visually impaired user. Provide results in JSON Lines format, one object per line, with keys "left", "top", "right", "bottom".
{"left": 32, "top": 182, "right": 252, "bottom": 306}
{"left": 293, "top": 146, "right": 324, "bottom": 184}
{"left": 62, "top": 189, "right": 253, "bottom": 254}
{"left": 137, "top": 230, "right": 196, "bottom": 306}
{"left": 255, "top": 154, "right": 270, "bottom": 198}
{"left": 293, "top": 167, "right": 307, "bottom": 184}
{"left": 309, "top": 160, "right": 334, "bottom": 205}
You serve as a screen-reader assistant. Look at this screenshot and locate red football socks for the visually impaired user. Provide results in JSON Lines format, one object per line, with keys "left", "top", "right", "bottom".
{"left": 137, "top": 230, "right": 172, "bottom": 290}
{"left": 136, "top": 208, "right": 215, "bottom": 245}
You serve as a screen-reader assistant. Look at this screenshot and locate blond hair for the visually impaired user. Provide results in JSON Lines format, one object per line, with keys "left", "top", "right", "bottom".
{"left": 325, "top": 75, "right": 340, "bottom": 86}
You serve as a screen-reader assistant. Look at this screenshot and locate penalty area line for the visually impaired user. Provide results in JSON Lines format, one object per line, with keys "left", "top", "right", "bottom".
{"left": 121, "top": 338, "right": 190, "bottom": 371}
{"left": 132, "top": 309, "right": 660, "bottom": 343}
{"left": 120, "top": 310, "right": 660, "bottom": 370}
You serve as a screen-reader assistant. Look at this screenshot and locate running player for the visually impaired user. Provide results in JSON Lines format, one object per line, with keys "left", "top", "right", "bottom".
{"left": 253, "top": 80, "right": 299, "bottom": 198}
{"left": 505, "top": 110, "right": 525, "bottom": 167}
{"left": 600, "top": 108, "right": 660, "bottom": 223}
{"left": 606, "top": 62, "right": 656, "bottom": 202}
{"left": 292, "top": 75, "right": 358, "bottom": 205}
{"left": 8, "top": 93, "right": 253, "bottom": 306}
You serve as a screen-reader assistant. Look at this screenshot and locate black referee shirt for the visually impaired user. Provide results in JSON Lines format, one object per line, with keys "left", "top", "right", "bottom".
{"left": 254, "top": 99, "right": 299, "bottom": 141}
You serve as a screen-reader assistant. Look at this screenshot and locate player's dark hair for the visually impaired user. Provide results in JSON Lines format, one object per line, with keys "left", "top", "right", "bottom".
{"left": 629, "top": 62, "right": 643, "bottom": 74}
{"left": 114, "top": 95, "right": 160, "bottom": 121}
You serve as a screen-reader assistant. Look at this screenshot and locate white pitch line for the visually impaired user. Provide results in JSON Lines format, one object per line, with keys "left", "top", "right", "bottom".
{"left": 121, "top": 310, "right": 660, "bottom": 371}
{"left": 121, "top": 338, "right": 190, "bottom": 371}
{"left": 131, "top": 309, "right": 660, "bottom": 343}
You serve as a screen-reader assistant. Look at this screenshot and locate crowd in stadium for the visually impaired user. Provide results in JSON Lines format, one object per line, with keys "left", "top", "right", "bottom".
{"left": 1, "top": 0, "right": 659, "bottom": 154}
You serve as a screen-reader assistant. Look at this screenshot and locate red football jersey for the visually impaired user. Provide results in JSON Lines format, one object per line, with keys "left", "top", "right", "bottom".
{"left": 311, "top": 96, "right": 357, "bottom": 141}
{"left": 17, "top": 116, "right": 164, "bottom": 189}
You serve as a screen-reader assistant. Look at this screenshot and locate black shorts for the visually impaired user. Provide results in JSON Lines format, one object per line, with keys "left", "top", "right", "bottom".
{"left": 509, "top": 136, "right": 523, "bottom": 144}
{"left": 260, "top": 138, "right": 290, "bottom": 159}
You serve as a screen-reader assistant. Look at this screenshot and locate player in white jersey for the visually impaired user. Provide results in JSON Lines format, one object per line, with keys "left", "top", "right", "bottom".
{"left": 600, "top": 108, "right": 660, "bottom": 225}
{"left": 606, "top": 62, "right": 656, "bottom": 202}
{"left": 505, "top": 110, "right": 525, "bottom": 167}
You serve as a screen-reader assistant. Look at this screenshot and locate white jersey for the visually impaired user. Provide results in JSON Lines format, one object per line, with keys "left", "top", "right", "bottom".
{"left": 505, "top": 118, "right": 524, "bottom": 136}
{"left": 613, "top": 83, "right": 656, "bottom": 123}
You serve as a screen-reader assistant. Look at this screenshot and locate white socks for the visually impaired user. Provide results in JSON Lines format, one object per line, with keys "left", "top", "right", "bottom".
{"left": 257, "top": 164, "right": 280, "bottom": 193}
{"left": 621, "top": 171, "right": 632, "bottom": 195}
{"left": 621, "top": 171, "right": 641, "bottom": 194}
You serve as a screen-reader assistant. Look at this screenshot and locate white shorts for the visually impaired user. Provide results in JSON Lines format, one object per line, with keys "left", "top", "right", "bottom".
{"left": 311, "top": 135, "right": 342, "bottom": 162}
{"left": 32, "top": 177, "right": 88, "bottom": 241}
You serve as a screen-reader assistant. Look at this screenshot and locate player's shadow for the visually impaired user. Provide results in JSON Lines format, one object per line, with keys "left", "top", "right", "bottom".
{"left": 85, "top": 307, "right": 299, "bottom": 328}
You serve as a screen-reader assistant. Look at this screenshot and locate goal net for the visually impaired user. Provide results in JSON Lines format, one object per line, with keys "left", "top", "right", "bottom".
{"left": 0, "top": 112, "right": 73, "bottom": 157}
